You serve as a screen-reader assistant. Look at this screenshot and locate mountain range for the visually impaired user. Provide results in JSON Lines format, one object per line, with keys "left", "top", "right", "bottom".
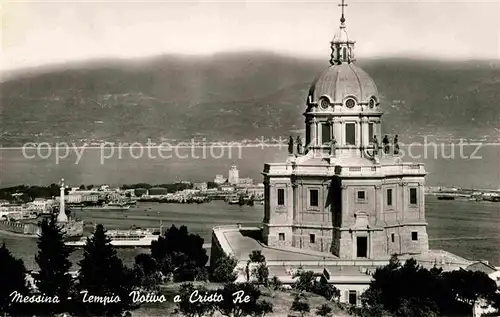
{"left": 1, "top": 52, "right": 499, "bottom": 146}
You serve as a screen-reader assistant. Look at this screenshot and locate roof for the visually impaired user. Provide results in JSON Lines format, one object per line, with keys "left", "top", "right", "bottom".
{"left": 308, "top": 63, "right": 378, "bottom": 105}
{"left": 466, "top": 261, "right": 498, "bottom": 275}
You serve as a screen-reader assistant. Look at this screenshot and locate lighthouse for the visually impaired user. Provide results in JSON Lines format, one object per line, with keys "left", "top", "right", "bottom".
{"left": 57, "top": 178, "right": 68, "bottom": 223}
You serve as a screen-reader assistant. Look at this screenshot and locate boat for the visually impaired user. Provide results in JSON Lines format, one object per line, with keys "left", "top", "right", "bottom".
{"left": 80, "top": 203, "right": 130, "bottom": 211}
{"left": 483, "top": 195, "right": 500, "bottom": 202}
{"left": 227, "top": 194, "right": 240, "bottom": 205}
{"left": 437, "top": 196, "right": 455, "bottom": 200}
{"left": 65, "top": 228, "right": 160, "bottom": 248}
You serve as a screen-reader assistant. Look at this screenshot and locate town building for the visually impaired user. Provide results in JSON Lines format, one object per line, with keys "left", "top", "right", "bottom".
{"left": 194, "top": 182, "right": 208, "bottom": 191}
{"left": 237, "top": 177, "right": 254, "bottom": 186}
{"left": 261, "top": 4, "right": 428, "bottom": 259}
{"left": 214, "top": 174, "right": 227, "bottom": 184}
{"left": 228, "top": 164, "right": 239, "bottom": 185}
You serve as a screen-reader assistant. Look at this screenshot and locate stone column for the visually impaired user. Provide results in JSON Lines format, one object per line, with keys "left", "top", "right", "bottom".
{"left": 355, "top": 121, "right": 360, "bottom": 147}
{"left": 341, "top": 184, "right": 349, "bottom": 226}
{"left": 286, "top": 183, "right": 293, "bottom": 224}
{"left": 375, "top": 184, "right": 382, "bottom": 226}
{"left": 399, "top": 181, "right": 407, "bottom": 222}
{"left": 292, "top": 180, "right": 298, "bottom": 222}
{"left": 316, "top": 120, "right": 321, "bottom": 146}
{"left": 329, "top": 118, "right": 334, "bottom": 140}
{"left": 419, "top": 182, "right": 425, "bottom": 221}
{"left": 311, "top": 118, "right": 318, "bottom": 147}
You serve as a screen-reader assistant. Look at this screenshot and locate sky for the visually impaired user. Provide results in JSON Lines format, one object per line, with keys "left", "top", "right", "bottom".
{"left": 2, "top": 0, "right": 500, "bottom": 71}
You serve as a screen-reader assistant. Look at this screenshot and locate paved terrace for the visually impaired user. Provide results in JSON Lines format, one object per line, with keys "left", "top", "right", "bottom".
{"left": 212, "top": 225, "right": 473, "bottom": 280}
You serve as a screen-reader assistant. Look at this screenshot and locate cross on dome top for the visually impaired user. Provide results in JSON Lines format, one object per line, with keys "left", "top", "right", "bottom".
{"left": 339, "top": 0, "right": 347, "bottom": 24}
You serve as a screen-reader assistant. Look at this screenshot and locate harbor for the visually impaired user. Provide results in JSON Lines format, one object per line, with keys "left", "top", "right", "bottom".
{"left": 426, "top": 186, "right": 500, "bottom": 202}
{"left": 0, "top": 196, "right": 499, "bottom": 272}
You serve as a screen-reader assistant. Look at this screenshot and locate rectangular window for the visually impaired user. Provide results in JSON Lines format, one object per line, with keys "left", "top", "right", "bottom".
{"left": 310, "top": 234, "right": 315, "bottom": 244}
{"left": 412, "top": 232, "right": 418, "bottom": 241}
{"left": 391, "top": 233, "right": 395, "bottom": 243}
{"left": 309, "top": 189, "right": 319, "bottom": 207}
{"left": 348, "top": 290, "right": 357, "bottom": 305}
{"left": 410, "top": 188, "right": 418, "bottom": 205}
{"left": 277, "top": 188, "right": 285, "bottom": 206}
{"left": 357, "top": 190, "right": 366, "bottom": 201}
{"left": 279, "top": 233, "right": 285, "bottom": 241}
{"left": 368, "top": 123, "right": 374, "bottom": 142}
{"left": 322, "top": 123, "right": 331, "bottom": 144}
{"left": 345, "top": 123, "right": 356, "bottom": 145}
{"left": 387, "top": 189, "right": 393, "bottom": 206}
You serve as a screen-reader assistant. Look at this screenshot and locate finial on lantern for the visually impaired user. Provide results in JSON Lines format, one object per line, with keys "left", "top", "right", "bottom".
{"left": 338, "top": 0, "right": 348, "bottom": 24}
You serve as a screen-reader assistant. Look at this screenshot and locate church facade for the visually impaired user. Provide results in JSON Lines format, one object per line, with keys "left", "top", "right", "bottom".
{"left": 262, "top": 10, "right": 429, "bottom": 260}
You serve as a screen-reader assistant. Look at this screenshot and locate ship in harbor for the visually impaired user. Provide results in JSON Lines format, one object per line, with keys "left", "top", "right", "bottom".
{"left": 65, "top": 227, "right": 160, "bottom": 248}
{"left": 79, "top": 202, "right": 131, "bottom": 211}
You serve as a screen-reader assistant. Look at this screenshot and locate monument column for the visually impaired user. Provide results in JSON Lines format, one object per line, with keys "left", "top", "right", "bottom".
{"left": 57, "top": 178, "right": 68, "bottom": 223}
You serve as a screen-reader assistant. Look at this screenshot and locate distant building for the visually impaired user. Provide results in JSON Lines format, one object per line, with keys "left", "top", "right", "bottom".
{"left": 220, "top": 184, "right": 235, "bottom": 192}
{"left": 228, "top": 164, "right": 239, "bottom": 185}
{"left": 246, "top": 183, "right": 264, "bottom": 199}
{"left": 238, "top": 177, "right": 254, "bottom": 186}
{"left": 149, "top": 187, "right": 168, "bottom": 196}
{"left": 134, "top": 188, "right": 148, "bottom": 197}
{"left": 31, "top": 198, "right": 48, "bottom": 211}
{"left": 214, "top": 174, "right": 227, "bottom": 184}
{"left": 194, "top": 182, "right": 208, "bottom": 191}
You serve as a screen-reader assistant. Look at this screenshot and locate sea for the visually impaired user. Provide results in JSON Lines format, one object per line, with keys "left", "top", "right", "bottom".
{"left": 0, "top": 198, "right": 499, "bottom": 271}
{"left": 0, "top": 144, "right": 499, "bottom": 269}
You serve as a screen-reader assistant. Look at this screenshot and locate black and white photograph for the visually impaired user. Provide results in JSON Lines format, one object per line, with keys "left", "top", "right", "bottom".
{"left": 1, "top": 0, "right": 499, "bottom": 316}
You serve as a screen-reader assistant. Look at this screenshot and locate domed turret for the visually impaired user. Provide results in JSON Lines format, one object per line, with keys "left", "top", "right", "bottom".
{"left": 303, "top": 0, "right": 383, "bottom": 157}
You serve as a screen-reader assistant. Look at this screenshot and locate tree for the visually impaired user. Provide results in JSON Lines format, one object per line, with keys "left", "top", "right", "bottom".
{"left": 254, "top": 299, "right": 273, "bottom": 317}
{"left": 316, "top": 303, "right": 333, "bottom": 317}
{"left": 210, "top": 254, "right": 238, "bottom": 283}
{"left": 151, "top": 225, "right": 208, "bottom": 282}
{"left": 443, "top": 269, "right": 497, "bottom": 306}
{"left": 312, "top": 278, "right": 340, "bottom": 301}
{"left": 207, "top": 181, "right": 219, "bottom": 189}
{"left": 354, "top": 256, "right": 499, "bottom": 317}
{"left": 132, "top": 253, "right": 162, "bottom": 291}
{"left": 252, "top": 262, "right": 269, "bottom": 288}
{"left": 75, "top": 224, "right": 137, "bottom": 316}
{"left": 248, "top": 250, "right": 266, "bottom": 263}
{"left": 291, "top": 293, "right": 310, "bottom": 317}
{"left": 218, "top": 282, "right": 261, "bottom": 317}
{"left": 35, "top": 216, "right": 73, "bottom": 315}
{"left": 294, "top": 270, "right": 315, "bottom": 292}
{"left": 0, "top": 243, "right": 31, "bottom": 316}
{"left": 176, "top": 283, "right": 216, "bottom": 317}
{"left": 270, "top": 276, "right": 282, "bottom": 291}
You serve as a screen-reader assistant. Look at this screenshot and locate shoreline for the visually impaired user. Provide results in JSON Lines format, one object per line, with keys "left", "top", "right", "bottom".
{"left": 1, "top": 142, "right": 500, "bottom": 150}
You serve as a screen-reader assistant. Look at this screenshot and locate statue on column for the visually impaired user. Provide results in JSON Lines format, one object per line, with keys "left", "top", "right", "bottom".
{"left": 394, "top": 135, "right": 400, "bottom": 155}
{"left": 382, "top": 135, "right": 390, "bottom": 154}
{"left": 330, "top": 136, "right": 337, "bottom": 157}
{"left": 296, "top": 136, "right": 303, "bottom": 155}
{"left": 373, "top": 135, "right": 379, "bottom": 156}
{"left": 288, "top": 136, "right": 294, "bottom": 155}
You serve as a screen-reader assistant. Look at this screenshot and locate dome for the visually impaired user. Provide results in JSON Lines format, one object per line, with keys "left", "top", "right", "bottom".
{"left": 308, "top": 63, "right": 379, "bottom": 105}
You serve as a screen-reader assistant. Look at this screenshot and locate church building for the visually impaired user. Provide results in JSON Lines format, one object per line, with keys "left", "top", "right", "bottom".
{"left": 262, "top": 6, "right": 429, "bottom": 259}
